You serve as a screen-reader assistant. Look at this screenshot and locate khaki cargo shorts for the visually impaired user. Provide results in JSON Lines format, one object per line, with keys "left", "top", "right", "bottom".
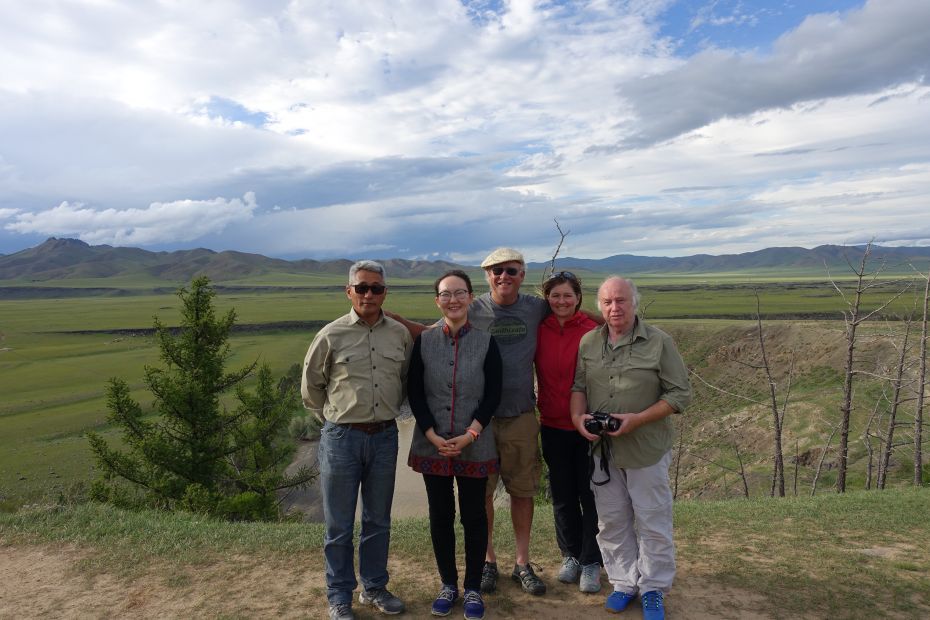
{"left": 486, "top": 411, "right": 541, "bottom": 499}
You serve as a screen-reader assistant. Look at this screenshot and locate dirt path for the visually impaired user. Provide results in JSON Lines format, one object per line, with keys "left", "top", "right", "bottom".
{"left": 0, "top": 543, "right": 775, "bottom": 619}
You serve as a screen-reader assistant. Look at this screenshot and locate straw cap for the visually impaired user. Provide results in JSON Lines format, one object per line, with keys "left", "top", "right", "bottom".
{"left": 480, "top": 247, "right": 525, "bottom": 268}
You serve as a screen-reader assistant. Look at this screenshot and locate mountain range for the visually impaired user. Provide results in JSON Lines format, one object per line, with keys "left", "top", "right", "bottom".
{"left": 2, "top": 237, "right": 930, "bottom": 282}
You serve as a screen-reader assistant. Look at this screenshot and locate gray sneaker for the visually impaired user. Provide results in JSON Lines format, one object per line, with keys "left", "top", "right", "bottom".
{"left": 579, "top": 562, "right": 602, "bottom": 593}
{"left": 329, "top": 602, "right": 355, "bottom": 620}
{"left": 359, "top": 587, "right": 405, "bottom": 615}
{"left": 558, "top": 556, "right": 581, "bottom": 583}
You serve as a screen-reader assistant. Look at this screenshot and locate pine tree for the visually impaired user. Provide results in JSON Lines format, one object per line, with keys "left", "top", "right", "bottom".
{"left": 88, "top": 276, "right": 315, "bottom": 519}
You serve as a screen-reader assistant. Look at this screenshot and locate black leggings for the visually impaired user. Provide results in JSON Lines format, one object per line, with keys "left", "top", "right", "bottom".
{"left": 541, "top": 425, "right": 602, "bottom": 565}
{"left": 423, "top": 474, "right": 488, "bottom": 591}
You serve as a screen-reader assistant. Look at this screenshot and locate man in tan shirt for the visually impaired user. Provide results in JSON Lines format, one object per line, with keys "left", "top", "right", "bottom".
{"left": 301, "top": 260, "right": 412, "bottom": 620}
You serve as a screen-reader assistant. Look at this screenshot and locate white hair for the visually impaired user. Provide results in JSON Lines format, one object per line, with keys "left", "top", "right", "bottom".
{"left": 596, "top": 276, "right": 639, "bottom": 311}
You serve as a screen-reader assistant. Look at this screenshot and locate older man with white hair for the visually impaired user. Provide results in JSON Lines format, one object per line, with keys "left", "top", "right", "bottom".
{"left": 570, "top": 276, "right": 691, "bottom": 620}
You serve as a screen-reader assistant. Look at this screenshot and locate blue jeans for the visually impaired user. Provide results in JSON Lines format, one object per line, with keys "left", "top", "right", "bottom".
{"left": 318, "top": 420, "right": 399, "bottom": 605}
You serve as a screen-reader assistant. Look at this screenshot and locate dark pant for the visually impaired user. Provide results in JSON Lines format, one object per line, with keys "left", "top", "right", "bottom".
{"left": 423, "top": 473, "right": 488, "bottom": 591}
{"left": 541, "top": 425, "right": 602, "bottom": 565}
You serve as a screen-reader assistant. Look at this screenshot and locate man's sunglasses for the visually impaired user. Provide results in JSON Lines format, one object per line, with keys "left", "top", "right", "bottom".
{"left": 546, "top": 271, "right": 578, "bottom": 282}
{"left": 490, "top": 266, "right": 521, "bottom": 276}
{"left": 350, "top": 283, "right": 387, "bottom": 295}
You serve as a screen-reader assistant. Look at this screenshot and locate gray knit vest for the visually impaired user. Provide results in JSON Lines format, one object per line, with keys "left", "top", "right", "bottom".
{"left": 407, "top": 325, "right": 499, "bottom": 476}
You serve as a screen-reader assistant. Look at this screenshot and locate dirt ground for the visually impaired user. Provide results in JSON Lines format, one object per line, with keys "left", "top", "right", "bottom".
{"left": 0, "top": 542, "right": 776, "bottom": 620}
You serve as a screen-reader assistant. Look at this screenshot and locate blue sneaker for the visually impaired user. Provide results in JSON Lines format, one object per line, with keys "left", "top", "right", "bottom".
{"left": 641, "top": 590, "right": 665, "bottom": 620}
{"left": 463, "top": 589, "right": 485, "bottom": 620}
{"left": 431, "top": 584, "right": 458, "bottom": 616}
{"left": 605, "top": 590, "right": 636, "bottom": 613}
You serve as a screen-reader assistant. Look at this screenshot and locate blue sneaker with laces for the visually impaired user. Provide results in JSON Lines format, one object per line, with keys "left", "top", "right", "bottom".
{"left": 605, "top": 590, "right": 636, "bottom": 613}
{"left": 463, "top": 589, "right": 485, "bottom": 620}
{"left": 431, "top": 584, "right": 458, "bottom": 616}
{"left": 641, "top": 590, "right": 665, "bottom": 620}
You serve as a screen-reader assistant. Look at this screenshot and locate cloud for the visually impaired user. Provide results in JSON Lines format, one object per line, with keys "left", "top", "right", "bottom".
{"left": 6, "top": 193, "right": 257, "bottom": 246}
{"left": 0, "top": 1, "right": 928, "bottom": 261}
{"left": 613, "top": 0, "right": 930, "bottom": 148}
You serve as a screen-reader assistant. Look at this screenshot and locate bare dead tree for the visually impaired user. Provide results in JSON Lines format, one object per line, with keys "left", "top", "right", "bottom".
{"left": 878, "top": 315, "right": 914, "bottom": 489}
{"left": 913, "top": 263, "right": 930, "bottom": 486}
{"left": 862, "top": 389, "right": 886, "bottom": 490}
{"left": 673, "top": 428, "right": 684, "bottom": 500}
{"left": 707, "top": 291, "right": 794, "bottom": 497}
{"left": 750, "top": 291, "right": 791, "bottom": 496}
{"left": 542, "top": 219, "right": 569, "bottom": 285}
{"left": 811, "top": 423, "right": 840, "bottom": 497}
{"left": 734, "top": 444, "right": 750, "bottom": 498}
{"left": 793, "top": 439, "right": 799, "bottom": 496}
{"left": 638, "top": 298, "right": 655, "bottom": 322}
{"left": 827, "top": 241, "right": 909, "bottom": 492}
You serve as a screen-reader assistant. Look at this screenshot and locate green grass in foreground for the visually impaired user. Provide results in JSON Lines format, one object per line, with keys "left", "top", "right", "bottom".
{"left": 1, "top": 489, "right": 928, "bottom": 618}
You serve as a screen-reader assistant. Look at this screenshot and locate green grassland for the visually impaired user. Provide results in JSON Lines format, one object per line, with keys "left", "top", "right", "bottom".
{"left": 1, "top": 271, "right": 926, "bottom": 509}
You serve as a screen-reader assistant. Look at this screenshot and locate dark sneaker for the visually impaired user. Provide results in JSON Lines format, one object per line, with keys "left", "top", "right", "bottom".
{"left": 641, "top": 590, "right": 665, "bottom": 620}
{"left": 480, "top": 561, "right": 499, "bottom": 593}
{"left": 329, "top": 601, "right": 355, "bottom": 620}
{"left": 605, "top": 590, "right": 636, "bottom": 614}
{"left": 511, "top": 563, "right": 546, "bottom": 595}
{"left": 579, "top": 562, "right": 602, "bottom": 593}
{"left": 359, "top": 587, "right": 405, "bottom": 615}
{"left": 431, "top": 584, "right": 458, "bottom": 616}
{"left": 557, "top": 556, "right": 581, "bottom": 583}
{"left": 463, "top": 589, "right": 485, "bottom": 620}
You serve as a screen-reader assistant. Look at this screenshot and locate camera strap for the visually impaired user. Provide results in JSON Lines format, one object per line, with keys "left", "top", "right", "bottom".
{"left": 588, "top": 437, "right": 612, "bottom": 486}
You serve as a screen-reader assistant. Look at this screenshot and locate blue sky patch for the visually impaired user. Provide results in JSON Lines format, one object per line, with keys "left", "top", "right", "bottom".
{"left": 657, "top": 0, "right": 866, "bottom": 56}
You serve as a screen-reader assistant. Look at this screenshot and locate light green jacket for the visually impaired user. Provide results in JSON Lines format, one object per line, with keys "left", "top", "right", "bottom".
{"left": 572, "top": 318, "right": 691, "bottom": 469}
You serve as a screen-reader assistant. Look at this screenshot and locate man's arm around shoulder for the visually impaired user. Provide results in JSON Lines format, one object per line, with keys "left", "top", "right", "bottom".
{"left": 383, "top": 309, "right": 430, "bottom": 338}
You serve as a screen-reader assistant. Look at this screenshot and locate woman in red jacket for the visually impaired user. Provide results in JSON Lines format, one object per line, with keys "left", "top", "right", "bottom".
{"left": 535, "top": 271, "right": 602, "bottom": 593}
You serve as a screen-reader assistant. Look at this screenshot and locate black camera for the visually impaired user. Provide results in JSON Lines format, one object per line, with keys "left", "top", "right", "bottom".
{"left": 584, "top": 411, "right": 621, "bottom": 435}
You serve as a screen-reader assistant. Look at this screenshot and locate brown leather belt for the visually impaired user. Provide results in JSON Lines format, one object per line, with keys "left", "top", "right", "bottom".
{"left": 345, "top": 419, "right": 396, "bottom": 435}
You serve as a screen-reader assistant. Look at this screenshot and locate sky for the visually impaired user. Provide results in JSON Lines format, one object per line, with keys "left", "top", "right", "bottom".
{"left": 1, "top": 0, "right": 929, "bottom": 263}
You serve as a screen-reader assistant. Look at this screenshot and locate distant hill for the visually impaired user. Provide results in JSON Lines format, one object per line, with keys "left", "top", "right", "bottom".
{"left": 0, "top": 238, "right": 466, "bottom": 282}
{"left": 2, "top": 238, "right": 930, "bottom": 282}
{"left": 530, "top": 244, "right": 930, "bottom": 274}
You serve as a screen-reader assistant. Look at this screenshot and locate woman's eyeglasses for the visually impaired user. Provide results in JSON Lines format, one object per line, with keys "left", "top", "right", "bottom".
{"left": 546, "top": 271, "right": 578, "bottom": 282}
{"left": 437, "top": 289, "right": 470, "bottom": 302}
{"left": 350, "top": 283, "right": 387, "bottom": 295}
{"left": 490, "top": 266, "right": 521, "bottom": 276}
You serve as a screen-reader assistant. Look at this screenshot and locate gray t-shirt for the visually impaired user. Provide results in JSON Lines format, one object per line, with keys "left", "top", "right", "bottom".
{"left": 469, "top": 292, "right": 549, "bottom": 418}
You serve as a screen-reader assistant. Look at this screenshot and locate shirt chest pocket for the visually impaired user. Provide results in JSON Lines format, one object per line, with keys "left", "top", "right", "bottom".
{"left": 377, "top": 345, "right": 407, "bottom": 371}
{"left": 333, "top": 345, "right": 371, "bottom": 379}
{"left": 581, "top": 351, "right": 618, "bottom": 386}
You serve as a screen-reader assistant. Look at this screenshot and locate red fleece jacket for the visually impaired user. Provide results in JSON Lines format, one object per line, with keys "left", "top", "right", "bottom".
{"left": 534, "top": 311, "right": 598, "bottom": 430}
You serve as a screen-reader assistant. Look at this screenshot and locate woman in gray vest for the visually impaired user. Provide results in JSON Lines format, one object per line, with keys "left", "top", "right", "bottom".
{"left": 408, "top": 269, "right": 503, "bottom": 620}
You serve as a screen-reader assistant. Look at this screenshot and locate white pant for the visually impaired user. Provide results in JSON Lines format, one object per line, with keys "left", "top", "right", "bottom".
{"left": 591, "top": 451, "right": 675, "bottom": 594}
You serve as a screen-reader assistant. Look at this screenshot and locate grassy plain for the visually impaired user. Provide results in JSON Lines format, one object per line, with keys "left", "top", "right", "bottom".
{"left": 0, "top": 270, "right": 925, "bottom": 509}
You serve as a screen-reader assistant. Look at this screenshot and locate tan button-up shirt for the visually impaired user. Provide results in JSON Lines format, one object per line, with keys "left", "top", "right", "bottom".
{"left": 301, "top": 308, "right": 412, "bottom": 424}
{"left": 572, "top": 318, "right": 691, "bottom": 469}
